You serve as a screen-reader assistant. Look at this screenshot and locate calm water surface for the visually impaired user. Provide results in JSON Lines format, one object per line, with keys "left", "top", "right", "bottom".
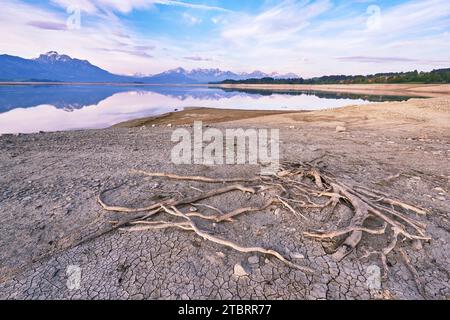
{"left": 0, "top": 85, "right": 417, "bottom": 133}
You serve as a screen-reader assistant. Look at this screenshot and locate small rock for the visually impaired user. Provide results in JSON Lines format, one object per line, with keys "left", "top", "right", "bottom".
{"left": 248, "top": 255, "right": 259, "bottom": 264}
{"left": 335, "top": 126, "right": 346, "bottom": 133}
{"left": 288, "top": 126, "right": 295, "bottom": 129}
{"left": 22, "top": 196, "right": 32, "bottom": 202}
{"left": 274, "top": 208, "right": 281, "bottom": 216}
{"left": 167, "top": 123, "right": 172, "bottom": 127}
{"left": 412, "top": 240, "right": 423, "bottom": 251}
{"left": 151, "top": 124, "right": 156, "bottom": 128}
{"left": 189, "top": 206, "right": 197, "bottom": 212}
{"left": 433, "top": 187, "right": 445, "bottom": 194}
{"left": 233, "top": 263, "right": 249, "bottom": 277}
{"left": 216, "top": 251, "right": 225, "bottom": 258}
{"left": 437, "top": 196, "right": 446, "bottom": 201}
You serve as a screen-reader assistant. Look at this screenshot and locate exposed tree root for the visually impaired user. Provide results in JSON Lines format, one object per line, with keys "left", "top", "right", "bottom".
{"left": 98, "top": 162, "right": 430, "bottom": 281}
{"left": 398, "top": 248, "right": 427, "bottom": 299}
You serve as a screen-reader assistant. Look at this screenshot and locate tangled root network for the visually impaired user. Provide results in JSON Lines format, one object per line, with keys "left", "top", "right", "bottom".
{"left": 98, "top": 161, "right": 429, "bottom": 290}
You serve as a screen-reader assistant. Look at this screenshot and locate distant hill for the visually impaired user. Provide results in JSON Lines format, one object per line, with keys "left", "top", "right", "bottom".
{"left": 216, "top": 69, "right": 450, "bottom": 85}
{"left": 0, "top": 52, "right": 298, "bottom": 84}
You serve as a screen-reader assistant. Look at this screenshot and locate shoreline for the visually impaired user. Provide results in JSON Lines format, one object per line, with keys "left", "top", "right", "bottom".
{"left": 113, "top": 96, "right": 450, "bottom": 129}
{"left": 1, "top": 82, "right": 449, "bottom": 98}
{"left": 209, "top": 83, "right": 450, "bottom": 98}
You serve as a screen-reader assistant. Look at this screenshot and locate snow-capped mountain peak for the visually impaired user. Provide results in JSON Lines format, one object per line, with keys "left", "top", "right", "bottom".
{"left": 36, "top": 51, "right": 73, "bottom": 63}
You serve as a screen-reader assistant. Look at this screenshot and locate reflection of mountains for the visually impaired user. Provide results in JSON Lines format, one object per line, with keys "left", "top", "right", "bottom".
{"left": 0, "top": 85, "right": 129, "bottom": 112}
{"left": 0, "top": 85, "right": 420, "bottom": 113}
{"left": 0, "top": 85, "right": 257, "bottom": 112}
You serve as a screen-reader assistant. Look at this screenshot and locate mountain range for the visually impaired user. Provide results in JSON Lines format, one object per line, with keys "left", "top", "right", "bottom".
{"left": 0, "top": 51, "right": 299, "bottom": 84}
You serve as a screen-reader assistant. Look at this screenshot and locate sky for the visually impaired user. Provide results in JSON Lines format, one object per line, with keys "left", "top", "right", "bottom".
{"left": 1, "top": 0, "right": 449, "bottom": 77}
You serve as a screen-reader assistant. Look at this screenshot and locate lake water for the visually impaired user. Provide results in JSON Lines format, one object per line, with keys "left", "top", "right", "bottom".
{"left": 0, "top": 85, "right": 417, "bottom": 134}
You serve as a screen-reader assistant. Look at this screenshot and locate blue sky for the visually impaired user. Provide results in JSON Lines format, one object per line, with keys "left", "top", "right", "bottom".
{"left": 1, "top": 0, "right": 450, "bottom": 77}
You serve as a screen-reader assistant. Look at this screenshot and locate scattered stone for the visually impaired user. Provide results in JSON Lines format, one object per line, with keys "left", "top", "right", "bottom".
{"left": 22, "top": 196, "right": 32, "bottom": 202}
{"left": 433, "top": 187, "right": 446, "bottom": 194}
{"left": 151, "top": 124, "right": 156, "bottom": 128}
{"left": 274, "top": 208, "right": 281, "bottom": 216}
{"left": 437, "top": 196, "right": 446, "bottom": 201}
{"left": 335, "top": 126, "right": 346, "bottom": 133}
{"left": 189, "top": 206, "right": 197, "bottom": 212}
{"left": 248, "top": 255, "right": 259, "bottom": 264}
{"left": 167, "top": 124, "right": 172, "bottom": 127}
{"left": 233, "top": 263, "right": 249, "bottom": 277}
{"left": 216, "top": 251, "right": 225, "bottom": 258}
{"left": 412, "top": 240, "right": 423, "bottom": 251}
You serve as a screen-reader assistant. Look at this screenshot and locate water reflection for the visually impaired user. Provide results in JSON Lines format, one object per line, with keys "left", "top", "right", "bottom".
{"left": 0, "top": 84, "right": 419, "bottom": 133}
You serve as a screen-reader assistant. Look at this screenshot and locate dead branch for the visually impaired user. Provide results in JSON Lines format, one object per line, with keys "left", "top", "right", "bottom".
{"left": 131, "top": 169, "right": 260, "bottom": 183}
{"left": 162, "top": 206, "right": 315, "bottom": 274}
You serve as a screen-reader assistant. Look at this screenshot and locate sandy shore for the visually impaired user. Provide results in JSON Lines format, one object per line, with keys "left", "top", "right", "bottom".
{"left": 210, "top": 83, "right": 450, "bottom": 98}
{"left": 0, "top": 96, "right": 449, "bottom": 300}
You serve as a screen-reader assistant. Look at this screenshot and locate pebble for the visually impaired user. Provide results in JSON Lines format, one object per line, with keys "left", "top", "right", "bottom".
{"left": 412, "top": 240, "right": 423, "bottom": 251}
{"left": 189, "top": 206, "right": 197, "bottom": 212}
{"left": 433, "top": 187, "right": 445, "bottom": 194}
{"left": 233, "top": 263, "right": 249, "bottom": 277}
{"left": 335, "top": 126, "right": 346, "bottom": 133}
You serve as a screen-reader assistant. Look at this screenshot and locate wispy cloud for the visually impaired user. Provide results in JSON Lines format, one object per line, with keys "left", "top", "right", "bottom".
{"left": 182, "top": 12, "right": 202, "bottom": 25}
{"left": 337, "top": 56, "right": 450, "bottom": 65}
{"left": 51, "top": 0, "right": 230, "bottom": 14}
{"left": 27, "top": 21, "right": 68, "bottom": 31}
{"left": 183, "top": 56, "right": 213, "bottom": 62}
{"left": 156, "top": 0, "right": 231, "bottom": 12}
{"left": 97, "top": 48, "right": 154, "bottom": 58}
{"left": 222, "top": 0, "right": 332, "bottom": 44}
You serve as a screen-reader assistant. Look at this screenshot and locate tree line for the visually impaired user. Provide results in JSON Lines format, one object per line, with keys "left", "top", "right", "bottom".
{"left": 215, "top": 68, "right": 450, "bottom": 85}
